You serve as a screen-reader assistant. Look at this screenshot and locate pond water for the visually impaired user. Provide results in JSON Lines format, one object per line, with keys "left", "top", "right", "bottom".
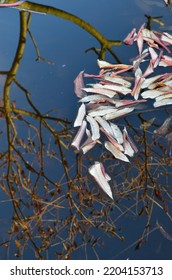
{"left": 0, "top": 0, "right": 172, "bottom": 260}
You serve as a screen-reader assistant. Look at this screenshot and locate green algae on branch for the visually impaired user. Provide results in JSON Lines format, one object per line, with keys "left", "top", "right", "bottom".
{"left": 16, "top": 1, "right": 122, "bottom": 60}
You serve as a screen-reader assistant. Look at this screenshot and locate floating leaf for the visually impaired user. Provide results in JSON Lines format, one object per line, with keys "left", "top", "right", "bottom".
{"left": 71, "top": 120, "right": 87, "bottom": 150}
{"left": 103, "top": 75, "right": 131, "bottom": 87}
{"left": 79, "top": 94, "right": 116, "bottom": 104}
{"left": 123, "top": 28, "right": 137, "bottom": 45}
{"left": 155, "top": 92, "right": 172, "bottom": 102}
{"left": 101, "top": 127, "right": 124, "bottom": 151}
{"left": 141, "top": 74, "right": 163, "bottom": 89}
{"left": 82, "top": 87, "right": 117, "bottom": 98}
{"left": 123, "top": 127, "right": 136, "bottom": 157}
{"left": 141, "top": 89, "right": 167, "bottom": 99}
{"left": 110, "top": 123, "right": 123, "bottom": 144}
{"left": 104, "top": 107, "right": 134, "bottom": 120}
{"left": 159, "top": 55, "right": 172, "bottom": 67}
{"left": 161, "top": 32, "right": 172, "bottom": 45}
{"left": 89, "top": 162, "right": 113, "bottom": 200}
{"left": 74, "top": 103, "right": 86, "bottom": 127}
{"left": 105, "top": 141, "right": 129, "bottom": 162}
{"left": 137, "top": 24, "right": 145, "bottom": 54}
{"left": 74, "top": 71, "right": 86, "bottom": 98}
{"left": 88, "top": 106, "right": 117, "bottom": 117}
{"left": 132, "top": 67, "right": 144, "bottom": 100}
{"left": 153, "top": 98, "right": 172, "bottom": 107}
{"left": 95, "top": 117, "right": 114, "bottom": 136}
{"left": 86, "top": 115, "right": 100, "bottom": 141}
{"left": 97, "top": 59, "right": 132, "bottom": 70}
{"left": 115, "top": 99, "right": 147, "bottom": 108}
{"left": 80, "top": 129, "right": 100, "bottom": 154}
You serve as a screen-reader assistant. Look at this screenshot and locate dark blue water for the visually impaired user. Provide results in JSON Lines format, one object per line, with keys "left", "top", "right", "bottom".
{"left": 0, "top": 0, "right": 172, "bottom": 260}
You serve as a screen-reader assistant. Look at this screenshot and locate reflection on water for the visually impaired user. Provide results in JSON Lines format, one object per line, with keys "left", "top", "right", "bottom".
{"left": 0, "top": 0, "right": 172, "bottom": 260}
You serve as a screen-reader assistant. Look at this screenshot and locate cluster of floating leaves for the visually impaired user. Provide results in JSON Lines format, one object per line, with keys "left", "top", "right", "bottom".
{"left": 72, "top": 23, "right": 172, "bottom": 200}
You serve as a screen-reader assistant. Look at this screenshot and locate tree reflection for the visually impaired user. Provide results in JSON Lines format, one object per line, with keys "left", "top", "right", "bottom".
{"left": 0, "top": 1, "right": 172, "bottom": 260}
{"left": 7, "top": 0, "right": 123, "bottom": 61}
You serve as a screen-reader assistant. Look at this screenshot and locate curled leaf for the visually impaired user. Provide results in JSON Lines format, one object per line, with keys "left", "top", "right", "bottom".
{"left": 123, "top": 28, "right": 137, "bottom": 45}
{"left": 97, "top": 59, "right": 132, "bottom": 70}
{"left": 86, "top": 115, "right": 100, "bottom": 141}
{"left": 82, "top": 87, "right": 117, "bottom": 98}
{"left": 104, "top": 107, "right": 134, "bottom": 120}
{"left": 103, "top": 75, "right": 131, "bottom": 87}
{"left": 123, "top": 127, "right": 138, "bottom": 156}
{"left": 74, "top": 71, "right": 86, "bottom": 98}
{"left": 153, "top": 98, "right": 172, "bottom": 107}
{"left": 95, "top": 117, "right": 114, "bottom": 136}
{"left": 101, "top": 127, "right": 124, "bottom": 151}
{"left": 88, "top": 106, "right": 117, "bottom": 117}
{"left": 159, "top": 55, "right": 172, "bottom": 67}
{"left": 71, "top": 120, "right": 87, "bottom": 150}
{"left": 74, "top": 103, "right": 86, "bottom": 127}
{"left": 110, "top": 123, "right": 123, "bottom": 144}
{"left": 80, "top": 129, "right": 100, "bottom": 154}
{"left": 105, "top": 141, "right": 129, "bottom": 162}
{"left": 89, "top": 161, "right": 113, "bottom": 200}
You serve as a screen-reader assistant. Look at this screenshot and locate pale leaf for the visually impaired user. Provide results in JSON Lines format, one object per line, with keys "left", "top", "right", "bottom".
{"left": 82, "top": 87, "right": 117, "bottom": 98}
{"left": 153, "top": 98, "right": 172, "bottom": 107}
{"left": 95, "top": 117, "right": 114, "bottom": 136}
{"left": 104, "top": 107, "right": 134, "bottom": 120}
{"left": 88, "top": 106, "right": 117, "bottom": 117}
{"left": 110, "top": 123, "right": 123, "bottom": 144}
{"left": 74, "top": 71, "right": 86, "bottom": 98}
{"left": 71, "top": 120, "right": 87, "bottom": 150}
{"left": 74, "top": 103, "right": 86, "bottom": 127}
{"left": 86, "top": 115, "right": 100, "bottom": 141}
{"left": 105, "top": 141, "right": 129, "bottom": 162}
{"left": 89, "top": 162, "right": 113, "bottom": 200}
